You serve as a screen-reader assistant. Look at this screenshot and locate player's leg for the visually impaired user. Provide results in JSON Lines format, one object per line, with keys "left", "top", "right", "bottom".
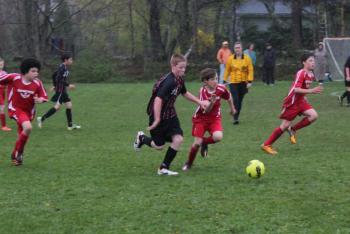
{"left": 182, "top": 137, "right": 202, "bottom": 171}
{"left": 65, "top": 101, "right": 81, "bottom": 130}
{"left": 291, "top": 108, "right": 318, "bottom": 132}
{"left": 261, "top": 119, "right": 291, "bottom": 155}
{"left": 346, "top": 87, "right": 350, "bottom": 106}
{"left": 229, "top": 84, "right": 240, "bottom": 124}
{"left": 201, "top": 119, "right": 223, "bottom": 157}
{"left": 11, "top": 112, "right": 32, "bottom": 166}
{"left": 38, "top": 98, "right": 61, "bottom": 128}
{"left": 232, "top": 83, "right": 247, "bottom": 124}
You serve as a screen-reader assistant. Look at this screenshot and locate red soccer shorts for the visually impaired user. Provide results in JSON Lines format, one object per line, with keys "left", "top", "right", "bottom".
{"left": 192, "top": 117, "right": 223, "bottom": 138}
{"left": 9, "top": 109, "right": 32, "bottom": 125}
{"left": 280, "top": 101, "right": 313, "bottom": 121}
{"left": 0, "top": 87, "right": 5, "bottom": 105}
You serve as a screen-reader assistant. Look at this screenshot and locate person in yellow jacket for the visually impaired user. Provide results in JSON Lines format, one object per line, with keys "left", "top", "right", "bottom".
{"left": 224, "top": 41, "right": 254, "bottom": 125}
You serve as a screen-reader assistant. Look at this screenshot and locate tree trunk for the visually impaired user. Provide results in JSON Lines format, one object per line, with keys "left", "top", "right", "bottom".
{"left": 291, "top": 0, "right": 302, "bottom": 50}
{"left": 177, "top": 0, "right": 191, "bottom": 54}
{"left": 230, "top": 1, "right": 237, "bottom": 43}
{"left": 147, "top": 0, "right": 165, "bottom": 61}
{"left": 128, "top": 0, "right": 135, "bottom": 58}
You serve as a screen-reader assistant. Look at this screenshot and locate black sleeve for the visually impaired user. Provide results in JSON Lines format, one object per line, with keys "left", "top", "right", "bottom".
{"left": 156, "top": 78, "right": 174, "bottom": 101}
{"left": 345, "top": 56, "right": 350, "bottom": 68}
{"left": 181, "top": 81, "right": 187, "bottom": 94}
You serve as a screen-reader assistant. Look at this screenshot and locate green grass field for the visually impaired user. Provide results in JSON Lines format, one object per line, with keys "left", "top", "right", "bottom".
{"left": 0, "top": 81, "right": 349, "bottom": 234}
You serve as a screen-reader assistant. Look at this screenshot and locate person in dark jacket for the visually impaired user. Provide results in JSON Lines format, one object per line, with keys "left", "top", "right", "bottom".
{"left": 263, "top": 43, "right": 276, "bottom": 85}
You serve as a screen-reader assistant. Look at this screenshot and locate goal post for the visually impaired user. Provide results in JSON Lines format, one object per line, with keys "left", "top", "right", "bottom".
{"left": 323, "top": 37, "right": 350, "bottom": 81}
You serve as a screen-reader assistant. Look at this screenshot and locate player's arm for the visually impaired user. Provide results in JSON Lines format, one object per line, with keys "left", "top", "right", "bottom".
{"left": 147, "top": 97, "right": 162, "bottom": 131}
{"left": 34, "top": 80, "right": 49, "bottom": 104}
{"left": 183, "top": 91, "right": 209, "bottom": 110}
{"left": 247, "top": 57, "right": 254, "bottom": 88}
{"left": 294, "top": 86, "right": 322, "bottom": 94}
{"left": 0, "top": 73, "right": 14, "bottom": 85}
{"left": 226, "top": 93, "right": 237, "bottom": 115}
{"left": 346, "top": 67, "right": 350, "bottom": 81}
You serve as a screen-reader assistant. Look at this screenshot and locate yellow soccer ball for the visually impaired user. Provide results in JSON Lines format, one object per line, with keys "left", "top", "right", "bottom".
{"left": 246, "top": 160, "right": 265, "bottom": 178}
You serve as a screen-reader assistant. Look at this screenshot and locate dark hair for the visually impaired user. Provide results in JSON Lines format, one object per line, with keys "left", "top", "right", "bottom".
{"left": 61, "top": 53, "right": 72, "bottom": 62}
{"left": 20, "top": 58, "right": 41, "bottom": 74}
{"left": 200, "top": 68, "right": 217, "bottom": 81}
{"left": 300, "top": 53, "right": 314, "bottom": 63}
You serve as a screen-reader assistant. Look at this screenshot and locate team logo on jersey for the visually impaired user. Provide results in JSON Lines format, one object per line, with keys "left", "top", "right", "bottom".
{"left": 17, "top": 89, "right": 34, "bottom": 99}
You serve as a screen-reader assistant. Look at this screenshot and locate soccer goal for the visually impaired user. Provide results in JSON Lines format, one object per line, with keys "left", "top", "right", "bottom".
{"left": 323, "top": 37, "right": 350, "bottom": 81}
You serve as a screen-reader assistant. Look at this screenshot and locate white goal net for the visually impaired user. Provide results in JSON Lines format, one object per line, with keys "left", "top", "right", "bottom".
{"left": 323, "top": 37, "right": 350, "bottom": 81}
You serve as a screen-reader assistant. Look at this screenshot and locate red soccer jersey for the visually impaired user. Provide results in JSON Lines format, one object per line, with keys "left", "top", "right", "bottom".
{"left": 282, "top": 69, "right": 315, "bottom": 108}
{"left": 193, "top": 84, "right": 230, "bottom": 120}
{"left": 0, "top": 73, "right": 48, "bottom": 118}
{"left": 0, "top": 70, "right": 7, "bottom": 90}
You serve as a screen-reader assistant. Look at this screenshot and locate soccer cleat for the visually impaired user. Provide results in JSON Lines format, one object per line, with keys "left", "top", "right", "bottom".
{"left": 233, "top": 120, "right": 239, "bottom": 125}
{"left": 337, "top": 96, "right": 343, "bottom": 106}
{"left": 287, "top": 127, "right": 297, "bottom": 144}
{"left": 1, "top": 126, "right": 12, "bottom": 131}
{"left": 200, "top": 143, "right": 208, "bottom": 158}
{"left": 11, "top": 152, "right": 23, "bottom": 166}
{"left": 182, "top": 162, "right": 192, "bottom": 171}
{"left": 37, "top": 116, "right": 43, "bottom": 128}
{"left": 67, "top": 124, "right": 81, "bottom": 131}
{"left": 261, "top": 144, "right": 278, "bottom": 155}
{"left": 157, "top": 168, "right": 179, "bottom": 176}
{"left": 133, "top": 131, "right": 144, "bottom": 152}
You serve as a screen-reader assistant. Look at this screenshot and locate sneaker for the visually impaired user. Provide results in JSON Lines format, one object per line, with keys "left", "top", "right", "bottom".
{"left": 182, "top": 162, "right": 192, "bottom": 171}
{"left": 133, "top": 131, "right": 144, "bottom": 152}
{"left": 37, "top": 116, "right": 43, "bottom": 128}
{"left": 11, "top": 152, "right": 23, "bottom": 166}
{"left": 1, "top": 126, "right": 12, "bottom": 131}
{"left": 200, "top": 142, "right": 208, "bottom": 158}
{"left": 67, "top": 124, "right": 81, "bottom": 130}
{"left": 157, "top": 168, "right": 179, "bottom": 176}
{"left": 287, "top": 127, "right": 297, "bottom": 144}
{"left": 261, "top": 144, "right": 278, "bottom": 155}
{"left": 337, "top": 96, "right": 343, "bottom": 106}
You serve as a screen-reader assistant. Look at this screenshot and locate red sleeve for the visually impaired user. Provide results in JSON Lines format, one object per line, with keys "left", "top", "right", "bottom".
{"left": 222, "top": 87, "right": 230, "bottom": 100}
{"left": 0, "top": 73, "right": 16, "bottom": 85}
{"left": 36, "top": 79, "right": 48, "bottom": 101}
{"left": 294, "top": 70, "right": 305, "bottom": 88}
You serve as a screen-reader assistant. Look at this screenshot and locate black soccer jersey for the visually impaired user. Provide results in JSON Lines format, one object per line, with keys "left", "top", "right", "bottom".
{"left": 147, "top": 72, "right": 187, "bottom": 120}
{"left": 54, "top": 63, "right": 70, "bottom": 93}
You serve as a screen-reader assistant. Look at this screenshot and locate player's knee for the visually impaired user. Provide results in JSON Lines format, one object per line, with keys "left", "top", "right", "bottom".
{"left": 213, "top": 132, "right": 223, "bottom": 142}
{"left": 23, "top": 124, "right": 32, "bottom": 133}
{"left": 54, "top": 104, "right": 61, "bottom": 110}
{"left": 173, "top": 135, "right": 183, "bottom": 145}
{"left": 310, "top": 112, "right": 318, "bottom": 121}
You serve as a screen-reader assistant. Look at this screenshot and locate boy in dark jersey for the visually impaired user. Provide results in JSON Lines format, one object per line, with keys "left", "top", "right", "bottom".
{"left": 261, "top": 53, "right": 323, "bottom": 155}
{"left": 134, "top": 54, "right": 209, "bottom": 175}
{"left": 37, "top": 54, "right": 80, "bottom": 130}
{"left": 0, "top": 58, "right": 48, "bottom": 165}
{"left": 182, "top": 68, "right": 236, "bottom": 171}
{"left": 338, "top": 55, "right": 350, "bottom": 106}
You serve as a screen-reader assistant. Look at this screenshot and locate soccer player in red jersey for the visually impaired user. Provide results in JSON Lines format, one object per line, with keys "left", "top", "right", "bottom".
{"left": 0, "top": 58, "right": 12, "bottom": 131}
{"left": 0, "top": 58, "right": 48, "bottom": 165}
{"left": 261, "top": 53, "right": 323, "bottom": 155}
{"left": 182, "top": 68, "right": 236, "bottom": 171}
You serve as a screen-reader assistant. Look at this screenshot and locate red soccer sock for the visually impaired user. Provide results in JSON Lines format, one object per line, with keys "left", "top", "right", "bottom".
{"left": 264, "top": 127, "right": 284, "bottom": 146}
{"left": 187, "top": 145, "right": 199, "bottom": 165}
{"left": 0, "top": 113, "right": 6, "bottom": 127}
{"left": 292, "top": 117, "right": 311, "bottom": 131}
{"left": 203, "top": 136, "right": 216, "bottom": 145}
{"left": 12, "top": 132, "right": 29, "bottom": 156}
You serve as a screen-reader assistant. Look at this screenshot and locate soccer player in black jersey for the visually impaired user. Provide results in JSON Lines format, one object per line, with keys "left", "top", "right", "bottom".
{"left": 37, "top": 53, "right": 81, "bottom": 130}
{"left": 338, "top": 55, "right": 350, "bottom": 106}
{"left": 134, "top": 54, "right": 209, "bottom": 176}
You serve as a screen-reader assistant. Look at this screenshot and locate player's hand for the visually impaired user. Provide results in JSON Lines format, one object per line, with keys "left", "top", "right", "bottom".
{"left": 68, "top": 84, "right": 75, "bottom": 90}
{"left": 33, "top": 96, "right": 44, "bottom": 103}
{"left": 346, "top": 77, "right": 350, "bottom": 81}
{"left": 210, "top": 94, "right": 217, "bottom": 103}
{"left": 50, "top": 86, "right": 55, "bottom": 92}
{"left": 247, "top": 82, "right": 252, "bottom": 89}
{"left": 311, "top": 85, "right": 323, "bottom": 94}
{"left": 200, "top": 100, "right": 210, "bottom": 110}
{"left": 230, "top": 108, "right": 237, "bottom": 116}
{"left": 147, "top": 120, "right": 160, "bottom": 131}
